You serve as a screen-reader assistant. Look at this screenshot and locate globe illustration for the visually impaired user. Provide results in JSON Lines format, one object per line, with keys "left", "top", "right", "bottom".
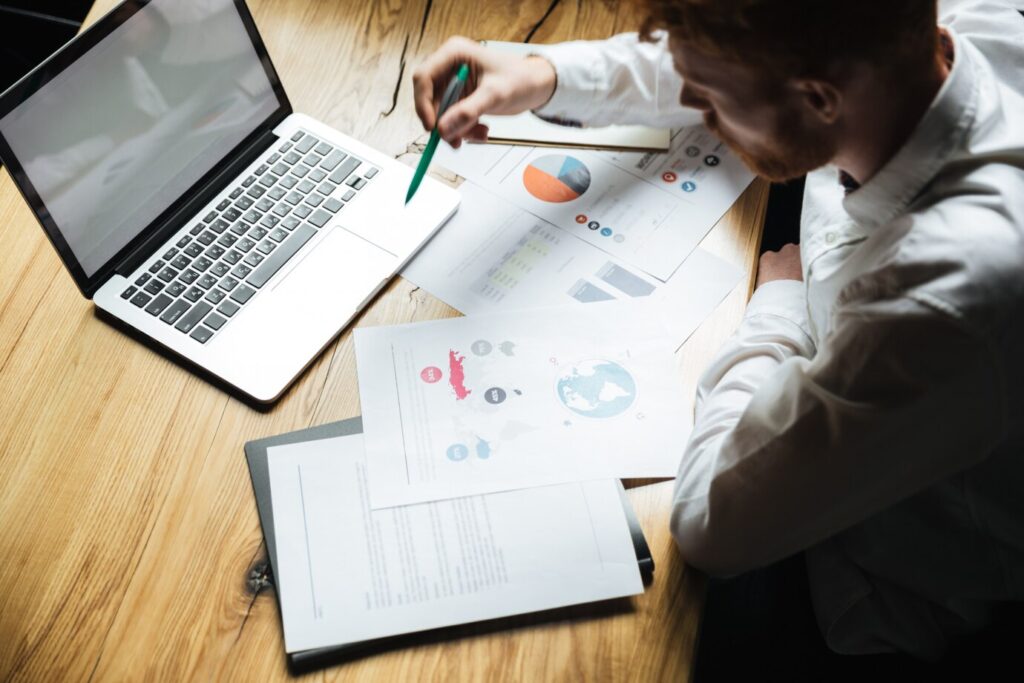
{"left": 556, "top": 360, "right": 637, "bottom": 418}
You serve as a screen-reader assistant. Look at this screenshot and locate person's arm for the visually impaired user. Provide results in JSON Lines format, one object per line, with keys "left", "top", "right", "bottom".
{"left": 671, "top": 284, "right": 1005, "bottom": 577}
{"left": 532, "top": 31, "right": 698, "bottom": 129}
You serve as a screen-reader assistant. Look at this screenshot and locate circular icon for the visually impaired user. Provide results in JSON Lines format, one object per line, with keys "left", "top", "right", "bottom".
{"left": 556, "top": 360, "right": 637, "bottom": 419}
{"left": 587, "top": 221, "right": 600, "bottom": 231}
{"left": 420, "top": 366, "right": 442, "bottom": 383}
{"left": 446, "top": 444, "right": 469, "bottom": 461}
{"left": 575, "top": 214, "right": 588, "bottom": 224}
{"left": 685, "top": 145, "right": 700, "bottom": 158}
{"left": 471, "top": 339, "right": 492, "bottom": 356}
{"left": 704, "top": 154, "right": 720, "bottom": 166}
{"left": 484, "top": 387, "right": 507, "bottom": 404}
{"left": 661, "top": 171, "right": 678, "bottom": 183}
{"left": 681, "top": 181, "right": 697, "bottom": 193}
{"left": 600, "top": 227, "right": 613, "bottom": 237}
{"left": 523, "top": 155, "right": 591, "bottom": 203}
{"left": 613, "top": 234, "right": 625, "bottom": 243}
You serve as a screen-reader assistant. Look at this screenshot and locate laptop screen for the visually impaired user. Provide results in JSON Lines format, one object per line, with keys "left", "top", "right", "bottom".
{"left": 0, "top": 0, "right": 280, "bottom": 279}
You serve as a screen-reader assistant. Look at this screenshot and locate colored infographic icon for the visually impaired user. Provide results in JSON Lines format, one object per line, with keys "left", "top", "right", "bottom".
{"left": 704, "top": 154, "right": 720, "bottom": 166}
{"left": 484, "top": 387, "right": 507, "bottom": 404}
{"left": 420, "top": 366, "right": 442, "bottom": 383}
{"left": 471, "top": 340, "right": 492, "bottom": 356}
{"left": 661, "top": 171, "right": 678, "bottom": 183}
{"left": 685, "top": 145, "right": 701, "bottom": 157}
{"left": 681, "top": 181, "right": 697, "bottom": 192}
{"left": 575, "top": 214, "right": 588, "bottom": 223}
{"left": 587, "top": 221, "right": 600, "bottom": 230}
{"left": 446, "top": 444, "right": 469, "bottom": 461}
{"left": 600, "top": 227, "right": 613, "bottom": 237}
{"left": 523, "top": 155, "right": 592, "bottom": 203}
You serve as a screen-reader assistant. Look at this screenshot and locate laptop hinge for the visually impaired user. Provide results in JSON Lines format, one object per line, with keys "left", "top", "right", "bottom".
{"left": 114, "top": 128, "right": 281, "bottom": 278}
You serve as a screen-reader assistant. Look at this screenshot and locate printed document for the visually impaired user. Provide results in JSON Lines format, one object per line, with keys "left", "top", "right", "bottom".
{"left": 268, "top": 435, "right": 643, "bottom": 652}
{"left": 355, "top": 301, "right": 690, "bottom": 508}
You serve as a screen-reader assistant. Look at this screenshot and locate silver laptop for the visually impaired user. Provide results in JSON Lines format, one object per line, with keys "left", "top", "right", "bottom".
{"left": 0, "top": 0, "right": 458, "bottom": 404}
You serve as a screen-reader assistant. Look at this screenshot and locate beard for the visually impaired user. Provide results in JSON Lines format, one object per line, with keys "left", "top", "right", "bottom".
{"left": 705, "top": 111, "right": 837, "bottom": 183}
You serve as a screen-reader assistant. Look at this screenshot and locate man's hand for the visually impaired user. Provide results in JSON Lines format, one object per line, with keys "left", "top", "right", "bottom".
{"left": 756, "top": 243, "right": 803, "bottom": 288}
{"left": 413, "top": 36, "right": 557, "bottom": 148}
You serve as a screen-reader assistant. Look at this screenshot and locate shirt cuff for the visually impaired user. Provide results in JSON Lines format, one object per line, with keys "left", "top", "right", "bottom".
{"left": 745, "top": 280, "right": 814, "bottom": 347}
{"left": 530, "top": 41, "right": 601, "bottom": 126}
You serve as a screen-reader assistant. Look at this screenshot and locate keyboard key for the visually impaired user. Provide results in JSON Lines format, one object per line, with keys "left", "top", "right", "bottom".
{"left": 342, "top": 189, "right": 356, "bottom": 201}
{"left": 268, "top": 187, "right": 286, "bottom": 201}
{"left": 258, "top": 174, "right": 277, "bottom": 188}
{"left": 284, "top": 151, "right": 301, "bottom": 165}
{"left": 211, "top": 262, "right": 231, "bottom": 277}
{"left": 230, "top": 221, "right": 249, "bottom": 236}
{"left": 197, "top": 231, "right": 215, "bottom": 245}
{"left": 193, "top": 256, "right": 212, "bottom": 272}
{"left": 130, "top": 291, "right": 152, "bottom": 308}
{"left": 145, "top": 294, "right": 173, "bottom": 316}
{"left": 224, "top": 208, "right": 242, "bottom": 222}
{"left": 364, "top": 167, "right": 378, "bottom": 178}
{"left": 280, "top": 141, "right": 293, "bottom": 153}
{"left": 247, "top": 185, "right": 266, "bottom": 199}
{"left": 292, "top": 164, "right": 311, "bottom": 178}
{"left": 190, "top": 326, "right": 214, "bottom": 344}
{"left": 219, "top": 276, "right": 240, "bottom": 292}
{"left": 190, "top": 240, "right": 211, "bottom": 257}
{"left": 171, "top": 255, "right": 191, "bottom": 270}
{"left": 148, "top": 260, "right": 166, "bottom": 274}
{"left": 230, "top": 284, "right": 256, "bottom": 304}
{"left": 257, "top": 240, "right": 276, "bottom": 255}
{"left": 166, "top": 281, "right": 187, "bottom": 297}
{"left": 285, "top": 191, "right": 303, "bottom": 206}
{"left": 254, "top": 164, "right": 269, "bottom": 176}
{"left": 314, "top": 141, "right": 333, "bottom": 156}
{"left": 297, "top": 179, "right": 315, "bottom": 194}
{"left": 243, "top": 252, "right": 264, "bottom": 267}
{"left": 294, "top": 205, "right": 312, "bottom": 219}
{"left": 121, "top": 286, "right": 137, "bottom": 300}
{"left": 197, "top": 273, "right": 218, "bottom": 289}
{"left": 280, "top": 175, "right": 298, "bottom": 189}
{"left": 317, "top": 181, "right": 338, "bottom": 196}
{"left": 231, "top": 263, "right": 252, "bottom": 279}
{"left": 223, "top": 250, "right": 243, "bottom": 265}
{"left": 304, "top": 193, "right": 324, "bottom": 208}
{"left": 160, "top": 299, "right": 190, "bottom": 325}
{"left": 290, "top": 131, "right": 304, "bottom": 142}
{"left": 248, "top": 226, "right": 268, "bottom": 241}
{"left": 304, "top": 152, "right": 323, "bottom": 167}
{"left": 144, "top": 280, "right": 165, "bottom": 295}
{"left": 217, "top": 300, "right": 240, "bottom": 317}
{"left": 162, "top": 247, "right": 179, "bottom": 260}
{"left": 272, "top": 162, "right": 289, "bottom": 176}
{"left": 180, "top": 269, "right": 199, "bottom": 285}
{"left": 321, "top": 150, "right": 346, "bottom": 171}
{"left": 308, "top": 208, "right": 332, "bottom": 228}
{"left": 217, "top": 199, "right": 231, "bottom": 211}
{"left": 273, "top": 203, "right": 292, "bottom": 217}
{"left": 295, "top": 134, "right": 318, "bottom": 154}
{"left": 134, "top": 273, "right": 151, "bottom": 286}
{"left": 268, "top": 153, "right": 281, "bottom": 164}
{"left": 184, "top": 286, "right": 204, "bottom": 302}
{"left": 260, "top": 215, "right": 280, "bottom": 229}
{"left": 217, "top": 233, "right": 238, "bottom": 248}
{"left": 175, "top": 302, "right": 212, "bottom": 334}
{"left": 205, "top": 288, "right": 226, "bottom": 304}
{"left": 204, "top": 313, "right": 227, "bottom": 331}
{"left": 243, "top": 210, "right": 261, "bottom": 224}
{"left": 256, "top": 198, "right": 274, "bottom": 212}
{"left": 308, "top": 168, "right": 327, "bottom": 183}
{"left": 269, "top": 227, "right": 288, "bottom": 243}
{"left": 329, "top": 157, "right": 361, "bottom": 184}
{"left": 176, "top": 235, "right": 191, "bottom": 248}
{"left": 203, "top": 211, "right": 217, "bottom": 223}
{"left": 282, "top": 216, "right": 300, "bottom": 230}
{"left": 210, "top": 219, "right": 229, "bottom": 234}
{"left": 158, "top": 267, "right": 178, "bottom": 283}
{"left": 189, "top": 223, "right": 204, "bottom": 236}
{"left": 324, "top": 197, "right": 344, "bottom": 213}
{"left": 229, "top": 187, "right": 244, "bottom": 199}
{"left": 247, "top": 224, "right": 316, "bottom": 288}
{"left": 346, "top": 176, "right": 367, "bottom": 190}
{"left": 236, "top": 238, "right": 256, "bottom": 253}
{"left": 236, "top": 196, "right": 254, "bottom": 210}
{"left": 205, "top": 245, "right": 226, "bottom": 260}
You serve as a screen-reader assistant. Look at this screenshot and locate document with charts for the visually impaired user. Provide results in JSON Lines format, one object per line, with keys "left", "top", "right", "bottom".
{"left": 402, "top": 181, "right": 742, "bottom": 350}
{"left": 268, "top": 434, "right": 643, "bottom": 652}
{"left": 434, "top": 125, "right": 753, "bottom": 281}
{"left": 355, "top": 301, "right": 690, "bottom": 508}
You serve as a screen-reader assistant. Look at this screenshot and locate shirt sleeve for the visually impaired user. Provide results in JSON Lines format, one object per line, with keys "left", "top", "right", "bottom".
{"left": 531, "top": 32, "right": 702, "bottom": 129}
{"left": 671, "top": 282, "right": 1006, "bottom": 577}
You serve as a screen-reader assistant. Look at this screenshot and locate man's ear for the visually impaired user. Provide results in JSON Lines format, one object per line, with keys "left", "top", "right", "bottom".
{"left": 791, "top": 78, "right": 842, "bottom": 125}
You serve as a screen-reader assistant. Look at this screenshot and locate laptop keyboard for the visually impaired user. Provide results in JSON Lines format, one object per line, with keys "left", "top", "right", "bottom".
{"left": 118, "top": 131, "right": 380, "bottom": 344}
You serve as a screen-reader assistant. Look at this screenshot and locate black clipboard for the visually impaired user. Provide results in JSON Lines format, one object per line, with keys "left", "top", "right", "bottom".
{"left": 245, "top": 417, "right": 654, "bottom": 673}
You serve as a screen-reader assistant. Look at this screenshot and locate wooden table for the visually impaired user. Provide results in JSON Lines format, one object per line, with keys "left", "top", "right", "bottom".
{"left": 0, "top": 0, "right": 768, "bottom": 679}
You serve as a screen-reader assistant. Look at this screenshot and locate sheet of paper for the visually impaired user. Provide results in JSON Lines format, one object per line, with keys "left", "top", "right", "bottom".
{"left": 355, "top": 301, "right": 690, "bottom": 508}
{"left": 269, "top": 435, "right": 643, "bottom": 653}
{"left": 403, "top": 181, "right": 742, "bottom": 350}
{"left": 435, "top": 126, "right": 752, "bottom": 282}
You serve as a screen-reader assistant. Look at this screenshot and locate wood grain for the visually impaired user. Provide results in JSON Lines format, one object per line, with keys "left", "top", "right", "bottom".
{"left": 0, "top": 0, "right": 767, "bottom": 680}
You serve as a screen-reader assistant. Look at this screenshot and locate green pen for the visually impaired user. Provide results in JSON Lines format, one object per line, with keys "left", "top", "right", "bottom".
{"left": 406, "top": 62, "right": 470, "bottom": 204}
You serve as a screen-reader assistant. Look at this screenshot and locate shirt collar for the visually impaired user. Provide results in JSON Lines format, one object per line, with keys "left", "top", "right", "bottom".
{"left": 842, "top": 28, "right": 979, "bottom": 228}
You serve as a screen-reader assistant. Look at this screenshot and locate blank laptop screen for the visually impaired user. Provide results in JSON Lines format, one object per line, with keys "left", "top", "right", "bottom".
{"left": 0, "top": 0, "right": 279, "bottom": 277}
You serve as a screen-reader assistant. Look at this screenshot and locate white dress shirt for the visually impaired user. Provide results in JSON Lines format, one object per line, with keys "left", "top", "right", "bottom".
{"left": 535, "top": 0, "right": 1024, "bottom": 659}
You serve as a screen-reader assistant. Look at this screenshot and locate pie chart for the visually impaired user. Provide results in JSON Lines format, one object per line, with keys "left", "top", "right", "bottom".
{"left": 522, "top": 155, "right": 591, "bottom": 203}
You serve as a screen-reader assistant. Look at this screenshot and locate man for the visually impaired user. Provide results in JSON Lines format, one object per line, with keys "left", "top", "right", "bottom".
{"left": 412, "top": 0, "right": 1024, "bottom": 673}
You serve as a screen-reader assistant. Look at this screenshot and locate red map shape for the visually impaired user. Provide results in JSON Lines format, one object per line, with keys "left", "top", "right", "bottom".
{"left": 448, "top": 350, "right": 471, "bottom": 400}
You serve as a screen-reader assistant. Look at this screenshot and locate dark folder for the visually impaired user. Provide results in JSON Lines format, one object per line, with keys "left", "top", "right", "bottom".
{"left": 245, "top": 416, "right": 654, "bottom": 673}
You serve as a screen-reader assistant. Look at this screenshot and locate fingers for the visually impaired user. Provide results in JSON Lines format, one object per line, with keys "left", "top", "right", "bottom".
{"left": 437, "top": 86, "right": 500, "bottom": 144}
{"left": 412, "top": 36, "right": 481, "bottom": 131}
